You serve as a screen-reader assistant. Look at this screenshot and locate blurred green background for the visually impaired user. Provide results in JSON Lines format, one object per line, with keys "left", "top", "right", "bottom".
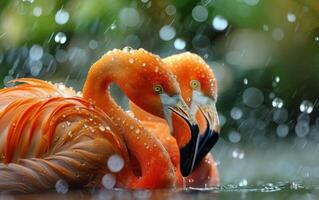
{"left": 1, "top": 0, "right": 319, "bottom": 189}
{"left": 1, "top": 0, "right": 319, "bottom": 138}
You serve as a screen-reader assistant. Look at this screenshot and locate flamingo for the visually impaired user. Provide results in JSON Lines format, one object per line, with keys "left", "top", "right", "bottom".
{"left": 130, "top": 52, "right": 220, "bottom": 187}
{"left": 0, "top": 48, "right": 203, "bottom": 193}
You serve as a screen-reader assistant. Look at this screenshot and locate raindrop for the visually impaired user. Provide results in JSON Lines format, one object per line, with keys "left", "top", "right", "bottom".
{"left": 102, "top": 173, "right": 116, "bottom": 189}
{"left": 263, "top": 24, "right": 269, "bottom": 31}
{"left": 228, "top": 131, "right": 241, "bottom": 143}
{"left": 107, "top": 154, "right": 124, "bottom": 172}
{"left": 287, "top": 12, "right": 296, "bottom": 23}
{"left": 174, "top": 38, "right": 186, "bottom": 50}
{"left": 230, "top": 107, "right": 243, "bottom": 120}
{"left": 55, "top": 9, "right": 70, "bottom": 25}
{"left": 89, "top": 40, "right": 98, "bottom": 49}
{"left": 272, "top": 97, "right": 284, "bottom": 108}
{"left": 54, "top": 32, "right": 67, "bottom": 44}
{"left": 242, "top": 87, "right": 264, "bottom": 108}
{"left": 192, "top": 5, "right": 208, "bottom": 22}
{"left": 110, "top": 23, "right": 117, "bottom": 30}
{"left": 295, "top": 121, "right": 310, "bottom": 137}
{"left": 159, "top": 25, "right": 176, "bottom": 41}
{"left": 55, "top": 179, "right": 69, "bottom": 194}
{"left": 165, "top": 5, "right": 176, "bottom": 16}
{"left": 232, "top": 148, "right": 245, "bottom": 159}
{"left": 243, "top": 78, "right": 248, "bottom": 85}
{"left": 212, "top": 15, "right": 228, "bottom": 31}
{"left": 55, "top": 49, "right": 68, "bottom": 63}
{"left": 315, "top": 37, "right": 319, "bottom": 41}
{"left": 29, "top": 45, "right": 43, "bottom": 60}
{"left": 299, "top": 100, "right": 313, "bottom": 114}
{"left": 272, "top": 108, "right": 288, "bottom": 124}
{"left": 33, "top": 6, "right": 42, "bottom": 17}
{"left": 99, "top": 125, "right": 106, "bottom": 132}
{"left": 275, "top": 76, "right": 280, "bottom": 83}
{"left": 272, "top": 28, "right": 284, "bottom": 41}
{"left": 276, "top": 124, "right": 289, "bottom": 138}
{"left": 119, "top": 8, "right": 140, "bottom": 27}
{"left": 30, "top": 62, "right": 43, "bottom": 76}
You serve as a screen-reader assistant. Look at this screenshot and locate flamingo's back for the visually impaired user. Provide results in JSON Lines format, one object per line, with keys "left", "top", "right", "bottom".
{"left": 0, "top": 79, "right": 126, "bottom": 193}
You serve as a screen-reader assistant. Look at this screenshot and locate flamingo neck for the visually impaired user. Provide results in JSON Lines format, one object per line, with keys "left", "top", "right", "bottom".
{"left": 82, "top": 50, "right": 175, "bottom": 188}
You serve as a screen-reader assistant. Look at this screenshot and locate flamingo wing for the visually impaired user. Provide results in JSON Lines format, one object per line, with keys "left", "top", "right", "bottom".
{"left": 0, "top": 79, "right": 128, "bottom": 193}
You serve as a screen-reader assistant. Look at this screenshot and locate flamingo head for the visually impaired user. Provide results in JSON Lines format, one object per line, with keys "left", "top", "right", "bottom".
{"left": 121, "top": 49, "right": 201, "bottom": 149}
{"left": 164, "top": 52, "right": 220, "bottom": 177}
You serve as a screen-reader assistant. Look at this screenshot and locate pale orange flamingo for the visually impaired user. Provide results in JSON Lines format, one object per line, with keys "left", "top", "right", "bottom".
{"left": 0, "top": 48, "right": 203, "bottom": 193}
{"left": 130, "top": 52, "right": 220, "bottom": 187}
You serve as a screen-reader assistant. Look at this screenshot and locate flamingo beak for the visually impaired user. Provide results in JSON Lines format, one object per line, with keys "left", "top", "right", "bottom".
{"left": 193, "top": 103, "right": 220, "bottom": 169}
{"left": 172, "top": 91, "right": 220, "bottom": 177}
{"left": 160, "top": 93, "right": 201, "bottom": 177}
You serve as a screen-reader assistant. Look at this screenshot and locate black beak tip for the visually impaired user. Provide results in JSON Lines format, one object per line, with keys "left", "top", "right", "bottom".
{"left": 179, "top": 123, "right": 200, "bottom": 177}
{"left": 179, "top": 110, "right": 220, "bottom": 177}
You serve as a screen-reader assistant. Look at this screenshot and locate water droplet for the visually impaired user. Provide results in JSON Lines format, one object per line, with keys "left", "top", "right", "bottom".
{"left": 165, "top": 5, "right": 176, "bottom": 16}
{"left": 107, "top": 154, "right": 124, "bottom": 172}
{"left": 99, "top": 125, "right": 106, "bottom": 132}
{"left": 192, "top": 5, "right": 208, "bottom": 22}
{"left": 232, "top": 148, "right": 245, "bottom": 159}
{"left": 159, "top": 25, "right": 176, "bottom": 41}
{"left": 228, "top": 131, "right": 241, "bottom": 143}
{"left": 54, "top": 32, "right": 67, "bottom": 44}
{"left": 271, "top": 97, "right": 284, "bottom": 108}
{"left": 33, "top": 6, "right": 42, "bottom": 17}
{"left": 243, "top": 78, "right": 248, "bottom": 85}
{"left": 212, "top": 15, "right": 228, "bottom": 31}
{"left": 275, "top": 76, "right": 280, "bottom": 83}
{"left": 55, "top": 179, "right": 69, "bottom": 194}
{"left": 272, "top": 28, "right": 284, "bottom": 41}
{"left": 230, "top": 107, "right": 243, "bottom": 120}
{"left": 299, "top": 100, "right": 313, "bottom": 114}
{"left": 174, "top": 38, "right": 186, "bottom": 50}
{"left": 273, "top": 108, "right": 288, "bottom": 124}
{"left": 119, "top": 8, "right": 140, "bottom": 27}
{"left": 287, "top": 12, "right": 296, "bottom": 23}
{"left": 102, "top": 173, "right": 116, "bottom": 189}
{"left": 55, "top": 9, "right": 70, "bottom": 25}
{"left": 29, "top": 44, "right": 43, "bottom": 60}
{"left": 242, "top": 87, "right": 264, "bottom": 108}
{"left": 276, "top": 124, "right": 289, "bottom": 138}
{"left": 295, "top": 121, "right": 310, "bottom": 137}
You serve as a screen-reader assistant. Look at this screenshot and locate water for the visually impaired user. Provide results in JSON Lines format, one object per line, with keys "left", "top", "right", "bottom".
{"left": 6, "top": 182, "right": 314, "bottom": 200}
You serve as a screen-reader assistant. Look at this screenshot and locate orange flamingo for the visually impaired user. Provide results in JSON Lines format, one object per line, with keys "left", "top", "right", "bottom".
{"left": 130, "top": 52, "right": 220, "bottom": 187}
{"left": 0, "top": 48, "right": 202, "bottom": 193}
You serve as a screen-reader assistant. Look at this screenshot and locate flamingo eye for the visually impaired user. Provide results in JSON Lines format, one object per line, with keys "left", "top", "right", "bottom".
{"left": 153, "top": 85, "right": 163, "bottom": 94}
{"left": 190, "top": 80, "right": 200, "bottom": 90}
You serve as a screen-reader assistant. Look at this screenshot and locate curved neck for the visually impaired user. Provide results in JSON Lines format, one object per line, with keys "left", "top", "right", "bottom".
{"left": 82, "top": 50, "right": 175, "bottom": 187}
